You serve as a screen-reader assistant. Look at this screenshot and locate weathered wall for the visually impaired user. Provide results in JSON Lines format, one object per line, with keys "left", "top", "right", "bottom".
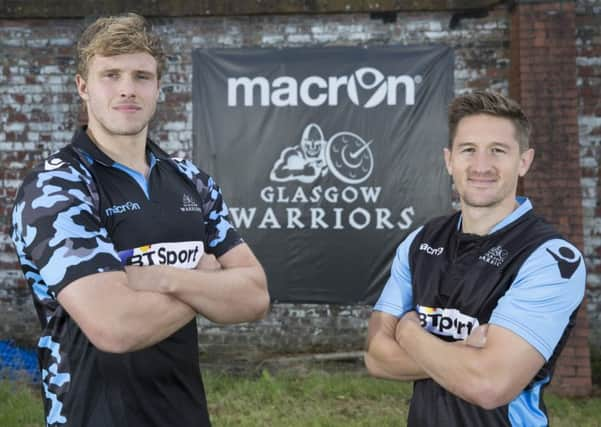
{"left": 0, "top": 7, "right": 511, "bottom": 355}
{"left": 1, "top": 1, "right": 599, "bottom": 388}
{"left": 577, "top": 0, "right": 601, "bottom": 348}
{"left": 511, "top": 0, "right": 591, "bottom": 396}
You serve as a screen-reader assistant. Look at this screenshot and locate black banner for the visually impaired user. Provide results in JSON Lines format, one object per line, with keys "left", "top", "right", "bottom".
{"left": 192, "top": 45, "right": 453, "bottom": 304}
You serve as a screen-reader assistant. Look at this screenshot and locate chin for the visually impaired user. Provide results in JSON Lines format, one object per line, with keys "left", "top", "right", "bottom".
{"left": 105, "top": 124, "right": 147, "bottom": 136}
{"left": 462, "top": 195, "right": 502, "bottom": 209}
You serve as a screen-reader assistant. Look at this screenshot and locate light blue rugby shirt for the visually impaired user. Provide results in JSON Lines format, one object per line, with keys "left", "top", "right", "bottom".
{"left": 374, "top": 197, "right": 586, "bottom": 361}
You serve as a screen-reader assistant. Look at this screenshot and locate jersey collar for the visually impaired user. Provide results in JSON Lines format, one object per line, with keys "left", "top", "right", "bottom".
{"left": 457, "top": 197, "right": 533, "bottom": 235}
{"left": 71, "top": 126, "right": 172, "bottom": 167}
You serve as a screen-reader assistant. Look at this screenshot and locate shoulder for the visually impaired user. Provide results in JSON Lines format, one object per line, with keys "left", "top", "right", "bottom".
{"left": 168, "top": 158, "right": 229, "bottom": 208}
{"left": 16, "top": 147, "right": 93, "bottom": 202}
{"left": 170, "top": 157, "right": 210, "bottom": 181}
{"left": 521, "top": 238, "right": 585, "bottom": 282}
{"left": 12, "top": 147, "right": 99, "bottom": 231}
{"left": 407, "top": 212, "right": 459, "bottom": 250}
{"left": 390, "top": 225, "right": 424, "bottom": 266}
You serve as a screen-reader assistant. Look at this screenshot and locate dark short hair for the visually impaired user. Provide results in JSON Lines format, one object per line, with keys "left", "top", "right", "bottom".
{"left": 77, "top": 13, "right": 165, "bottom": 79}
{"left": 448, "top": 91, "right": 531, "bottom": 152}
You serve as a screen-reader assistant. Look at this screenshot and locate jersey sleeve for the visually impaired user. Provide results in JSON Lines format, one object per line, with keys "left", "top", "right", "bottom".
{"left": 172, "top": 159, "right": 243, "bottom": 257}
{"left": 489, "top": 239, "right": 586, "bottom": 361}
{"left": 373, "top": 226, "right": 423, "bottom": 317}
{"left": 11, "top": 160, "right": 123, "bottom": 298}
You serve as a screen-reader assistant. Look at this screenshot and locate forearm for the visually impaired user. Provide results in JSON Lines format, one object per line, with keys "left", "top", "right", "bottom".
{"left": 157, "top": 265, "right": 269, "bottom": 324}
{"left": 402, "top": 322, "right": 486, "bottom": 398}
{"left": 397, "top": 320, "right": 517, "bottom": 409}
{"left": 112, "top": 289, "right": 196, "bottom": 352}
{"left": 58, "top": 271, "right": 197, "bottom": 354}
{"left": 365, "top": 334, "right": 429, "bottom": 381}
{"left": 365, "top": 311, "right": 429, "bottom": 381}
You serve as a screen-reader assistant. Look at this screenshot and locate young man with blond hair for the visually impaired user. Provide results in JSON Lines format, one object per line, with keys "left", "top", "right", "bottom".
{"left": 11, "top": 13, "right": 269, "bottom": 427}
{"left": 366, "top": 91, "right": 585, "bottom": 426}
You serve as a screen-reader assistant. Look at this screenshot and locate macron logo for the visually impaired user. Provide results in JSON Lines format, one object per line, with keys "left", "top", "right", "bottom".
{"left": 105, "top": 201, "right": 141, "bottom": 217}
{"left": 419, "top": 242, "right": 444, "bottom": 256}
{"left": 227, "top": 67, "right": 420, "bottom": 108}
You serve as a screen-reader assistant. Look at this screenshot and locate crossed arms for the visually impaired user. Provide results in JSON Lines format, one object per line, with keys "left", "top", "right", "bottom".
{"left": 57, "top": 244, "right": 269, "bottom": 353}
{"left": 365, "top": 310, "right": 545, "bottom": 409}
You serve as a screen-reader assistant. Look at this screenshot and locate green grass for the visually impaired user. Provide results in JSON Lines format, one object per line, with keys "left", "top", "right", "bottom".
{"left": 2, "top": 369, "right": 600, "bottom": 427}
{"left": 0, "top": 377, "right": 44, "bottom": 427}
{"left": 206, "top": 369, "right": 412, "bottom": 426}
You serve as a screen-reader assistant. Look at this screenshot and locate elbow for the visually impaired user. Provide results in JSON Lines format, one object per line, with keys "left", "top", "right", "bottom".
{"left": 465, "top": 378, "right": 513, "bottom": 410}
{"left": 364, "top": 351, "right": 380, "bottom": 378}
{"left": 84, "top": 323, "right": 141, "bottom": 354}
{"left": 364, "top": 348, "right": 389, "bottom": 380}
{"left": 85, "top": 327, "right": 133, "bottom": 354}
{"left": 249, "top": 289, "right": 271, "bottom": 321}
{"left": 248, "top": 271, "right": 270, "bottom": 321}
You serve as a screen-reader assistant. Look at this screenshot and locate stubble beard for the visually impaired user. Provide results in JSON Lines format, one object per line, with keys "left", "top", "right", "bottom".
{"left": 95, "top": 109, "right": 154, "bottom": 138}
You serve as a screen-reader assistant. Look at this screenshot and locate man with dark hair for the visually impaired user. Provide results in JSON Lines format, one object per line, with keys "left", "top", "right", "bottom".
{"left": 365, "top": 90, "right": 585, "bottom": 426}
{"left": 11, "top": 13, "right": 269, "bottom": 427}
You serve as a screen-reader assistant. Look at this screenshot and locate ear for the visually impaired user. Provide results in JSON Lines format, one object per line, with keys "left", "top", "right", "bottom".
{"left": 518, "top": 148, "right": 535, "bottom": 177}
{"left": 443, "top": 147, "right": 452, "bottom": 175}
{"left": 75, "top": 74, "right": 89, "bottom": 101}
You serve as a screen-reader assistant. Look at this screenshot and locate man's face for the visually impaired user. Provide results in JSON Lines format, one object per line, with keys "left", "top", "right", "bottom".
{"left": 76, "top": 52, "right": 159, "bottom": 137}
{"left": 301, "top": 136, "right": 325, "bottom": 159}
{"left": 444, "top": 114, "right": 534, "bottom": 210}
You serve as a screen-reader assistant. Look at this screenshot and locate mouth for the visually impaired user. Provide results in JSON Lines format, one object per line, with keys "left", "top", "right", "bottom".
{"left": 467, "top": 177, "right": 497, "bottom": 187}
{"left": 113, "top": 104, "right": 142, "bottom": 113}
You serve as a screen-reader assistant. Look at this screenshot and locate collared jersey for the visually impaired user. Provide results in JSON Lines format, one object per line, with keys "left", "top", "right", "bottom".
{"left": 374, "top": 198, "right": 586, "bottom": 427}
{"left": 11, "top": 127, "right": 243, "bottom": 427}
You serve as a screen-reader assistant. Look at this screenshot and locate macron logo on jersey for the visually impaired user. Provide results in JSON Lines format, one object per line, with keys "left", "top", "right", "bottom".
{"left": 118, "top": 241, "right": 204, "bottom": 269}
{"left": 419, "top": 242, "right": 444, "bottom": 256}
{"left": 546, "top": 246, "right": 581, "bottom": 279}
{"left": 105, "top": 201, "right": 141, "bottom": 217}
{"left": 416, "top": 305, "right": 479, "bottom": 340}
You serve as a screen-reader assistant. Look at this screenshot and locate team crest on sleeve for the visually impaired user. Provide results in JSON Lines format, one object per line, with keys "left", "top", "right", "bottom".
{"left": 44, "top": 157, "right": 67, "bottom": 171}
{"left": 118, "top": 241, "right": 204, "bottom": 269}
{"left": 416, "top": 305, "right": 479, "bottom": 340}
{"left": 546, "top": 246, "right": 581, "bottom": 279}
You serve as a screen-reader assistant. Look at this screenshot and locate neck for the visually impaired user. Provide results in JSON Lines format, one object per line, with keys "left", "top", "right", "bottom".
{"left": 86, "top": 122, "right": 149, "bottom": 176}
{"left": 460, "top": 198, "right": 519, "bottom": 236}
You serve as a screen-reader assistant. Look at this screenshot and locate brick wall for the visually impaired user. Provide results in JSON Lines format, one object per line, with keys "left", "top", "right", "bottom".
{"left": 0, "top": 8, "right": 511, "bottom": 349}
{"left": 577, "top": 0, "right": 601, "bottom": 349}
{"left": 0, "top": 1, "right": 598, "bottom": 395}
{"left": 511, "top": 0, "right": 591, "bottom": 396}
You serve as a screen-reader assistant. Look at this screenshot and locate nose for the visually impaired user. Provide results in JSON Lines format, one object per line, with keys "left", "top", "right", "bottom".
{"left": 471, "top": 150, "right": 494, "bottom": 174}
{"left": 119, "top": 75, "right": 136, "bottom": 98}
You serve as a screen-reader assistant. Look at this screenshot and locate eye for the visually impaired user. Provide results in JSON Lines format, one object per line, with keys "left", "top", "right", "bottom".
{"left": 460, "top": 147, "right": 475, "bottom": 154}
{"left": 136, "top": 72, "right": 153, "bottom": 80}
{"left": 491, "top": 147, "right": 507, "bottom": 154}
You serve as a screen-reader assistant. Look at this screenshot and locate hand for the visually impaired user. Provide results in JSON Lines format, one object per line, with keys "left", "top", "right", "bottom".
{"left": 195, "top": 254, "right": 221, "bottom": 271}
{"left": 395, "top": 311, "right": 421, "bottom": 346}
{"left": 464, "top": 324, "right": 489, "bottom": 348}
